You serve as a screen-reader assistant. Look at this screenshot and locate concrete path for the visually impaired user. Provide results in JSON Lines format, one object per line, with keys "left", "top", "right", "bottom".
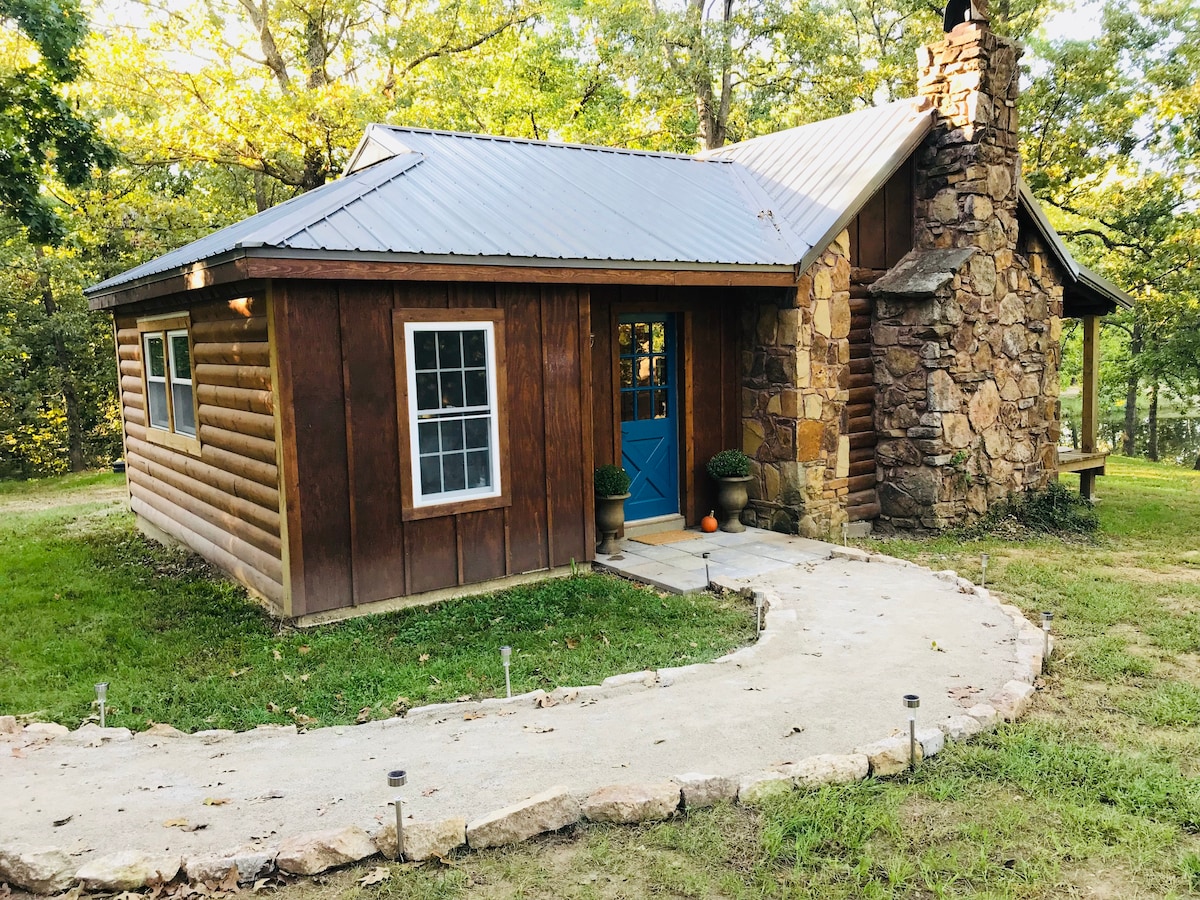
{"left": 1, "top": 534, "right": 1038, "bottom": 882}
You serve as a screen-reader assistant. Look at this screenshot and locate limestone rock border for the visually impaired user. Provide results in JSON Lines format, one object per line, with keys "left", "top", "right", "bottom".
{"left": 1, "top": 553, "right": 1048, "bottom": 895}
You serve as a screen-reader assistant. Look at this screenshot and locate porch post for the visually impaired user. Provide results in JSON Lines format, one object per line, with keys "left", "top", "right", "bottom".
{"left": 1080, "top": 314, "right": 1101, "bottom": 498}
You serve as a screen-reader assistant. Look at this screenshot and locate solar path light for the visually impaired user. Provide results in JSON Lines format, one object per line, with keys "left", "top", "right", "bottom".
{"left": 903, "top": 694, "right": 920, "bottom": 769}
{"left": 95, "top": 682, "right": 108, "bottom": 728}
{"left": 980, "top": 553, "right": 989, "bottom": 588}
{"left": 755, "top": 593, "right": 764, "bottom": 634}
{"left": 500, "top": 646, "right": 512, "bottom": 698}
{"left": 1042, "top": 612, "right": 1053, "bottom": 667}
{"left": 387, "top": 770, "right": 407, "bottom": 860}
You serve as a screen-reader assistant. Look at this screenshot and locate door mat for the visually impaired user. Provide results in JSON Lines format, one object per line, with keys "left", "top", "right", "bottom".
{"left": 631, "top": 530, "right": 701, "bottom": 546}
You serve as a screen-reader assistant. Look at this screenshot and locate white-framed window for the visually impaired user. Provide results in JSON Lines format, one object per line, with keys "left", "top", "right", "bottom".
{"left": 138, "top": 314, "right": 199, "bottom": 451}
{"left": 404, "top": 321, "right": 502, "bottom": 508}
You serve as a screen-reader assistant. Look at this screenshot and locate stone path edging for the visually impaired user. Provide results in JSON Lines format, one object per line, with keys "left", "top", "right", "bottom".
{"left": 0, "top": 548, "right": 1049, "bottom": 895}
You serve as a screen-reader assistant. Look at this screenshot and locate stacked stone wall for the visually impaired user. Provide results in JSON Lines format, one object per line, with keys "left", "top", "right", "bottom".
{"left": 872, "top": 239, "right": 1063, "bottom": 530}
{"left": 741, "top": 232, "right": 853, "bottom": 538}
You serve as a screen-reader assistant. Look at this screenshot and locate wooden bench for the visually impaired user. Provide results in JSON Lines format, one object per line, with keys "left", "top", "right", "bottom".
{"left": 1057, "top": 449, "right": 1108, "bottom": 499}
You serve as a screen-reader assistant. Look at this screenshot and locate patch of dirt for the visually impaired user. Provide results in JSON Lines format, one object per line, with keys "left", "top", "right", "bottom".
{"left": 0, "top": 485, "right": 128, "bottom": 514}
{"left": 1062, "top": 865, "right": 1153, "bottom": 899}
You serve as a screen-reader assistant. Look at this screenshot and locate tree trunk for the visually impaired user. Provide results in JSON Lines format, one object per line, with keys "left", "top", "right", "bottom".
{"left": 1122, "top": 321, "right": 1142, "bottom": 456}
{"left": 35, "top": 246, "right": 84, "bottom": 471}
{"left": 1147, "top": 382, "right": 1159, "bottom": 462}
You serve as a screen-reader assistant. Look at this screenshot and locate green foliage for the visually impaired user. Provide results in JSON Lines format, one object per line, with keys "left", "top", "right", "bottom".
{"left": 961, "top": 482, "right": 1100, "bottom": 538}
{"left": 706, "top": 448, "right": 750, "bottom": 479}
{"left": 593, "top": 463, "right": 631, "bottom": 496}
{"left": 0, "top": 0, "right": 114, "bottom": 243}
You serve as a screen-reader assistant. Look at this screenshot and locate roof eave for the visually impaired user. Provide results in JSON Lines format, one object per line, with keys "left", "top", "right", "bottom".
{"left": 87, "top": 248, "right": 801, "bottom": 308}
{"left": 795, "top": 109, "right": 935, "bottom": 273}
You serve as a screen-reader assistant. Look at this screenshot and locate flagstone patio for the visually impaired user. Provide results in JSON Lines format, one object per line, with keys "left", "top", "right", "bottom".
{"left": 594, "top": 527, "right": 836, "bottom": 593}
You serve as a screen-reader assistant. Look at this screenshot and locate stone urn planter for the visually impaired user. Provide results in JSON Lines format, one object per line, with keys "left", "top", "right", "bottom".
{"left": 706, "top": 449, "right": 753, "bottom": 533}
{"left": 594, "top": 464, "right": 632, "bottom": 554}
{"left": 713, "top": 476, "right": 753, "bottom": 533}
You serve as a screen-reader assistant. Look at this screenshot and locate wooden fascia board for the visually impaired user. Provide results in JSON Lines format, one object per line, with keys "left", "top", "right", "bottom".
{"left": 241, "top": 256, "right": 800, "bottom": 287}
{"left": 87, "top": 258, "right": 255, "bottom": 310}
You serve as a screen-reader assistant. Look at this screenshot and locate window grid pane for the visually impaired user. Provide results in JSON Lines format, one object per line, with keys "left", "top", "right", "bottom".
{"left": 410, "top": 325, "right": 496, "bottom": 504}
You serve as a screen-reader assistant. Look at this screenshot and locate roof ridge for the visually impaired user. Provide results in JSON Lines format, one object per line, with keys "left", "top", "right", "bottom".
{"left": 701, "top": 98, "right": 925, "bottom": 157}
{"left": 369, "top": 124, "right": 727, "bottom": 163}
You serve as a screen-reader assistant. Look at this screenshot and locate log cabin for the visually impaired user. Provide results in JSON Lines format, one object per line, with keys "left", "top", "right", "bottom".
{"left": 87, "top": 8, "right": 1131, "bottom": 621}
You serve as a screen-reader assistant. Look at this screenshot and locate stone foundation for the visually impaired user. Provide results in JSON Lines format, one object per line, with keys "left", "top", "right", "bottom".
{"left": 741, "top": 233, "right": 852, "bottom": 538}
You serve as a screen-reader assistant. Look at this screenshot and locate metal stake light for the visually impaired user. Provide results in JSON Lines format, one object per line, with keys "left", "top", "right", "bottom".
{"left": 1041, "top": 612, "right": 1053, "bottom": 667}
{"left": 903, "top": 694, "right": 920, "bottom": 769}
{"left": 500, "top": 646, "right": 512, "bottom": 698}
{"left": 95, "top": 682, "right": 108, "bottom": 729}
{"left": 387, "top": 769, "right": 407, "bottom": 860}
{"left": 980, "top": 553, "right": 989, "bottom": 588}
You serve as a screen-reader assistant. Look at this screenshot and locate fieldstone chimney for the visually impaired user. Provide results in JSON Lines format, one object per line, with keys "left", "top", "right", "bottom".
{"left": 913, "top": 5, "right": 1022, "bottom": 256}
{"left": 868, "top": 12, "right": 1063, "bottom": 532}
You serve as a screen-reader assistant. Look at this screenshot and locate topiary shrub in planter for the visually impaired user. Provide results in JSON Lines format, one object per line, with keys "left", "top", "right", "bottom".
{"left": 706, "top": 449, "right": 753, "bottom": 532}
{"left": 594, "top": 464, "right": 632, "bottom": 554}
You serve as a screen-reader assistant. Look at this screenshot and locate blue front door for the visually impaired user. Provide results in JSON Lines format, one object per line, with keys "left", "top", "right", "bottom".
{"left": 619, "top": 316, "right": 679, "bottom": 521}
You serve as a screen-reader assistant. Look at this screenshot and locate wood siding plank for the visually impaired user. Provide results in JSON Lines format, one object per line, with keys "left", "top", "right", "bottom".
{"left": 340, "top": 283, "right": 406, "bottom": 605}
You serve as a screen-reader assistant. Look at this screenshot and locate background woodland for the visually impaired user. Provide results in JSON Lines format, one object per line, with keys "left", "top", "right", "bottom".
{"left": 1, "top": 0, "right": 1197, "bottom": 477}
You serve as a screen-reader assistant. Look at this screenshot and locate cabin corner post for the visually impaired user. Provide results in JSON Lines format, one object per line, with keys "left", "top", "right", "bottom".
{"left": 267, "top": 281, "right": 302, "bottom": 618}
{"left": 1079, "top": 314, "right": 1101, "bottom": 499}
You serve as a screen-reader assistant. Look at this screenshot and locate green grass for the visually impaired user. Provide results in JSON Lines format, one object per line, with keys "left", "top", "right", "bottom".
{"left": 9, "top": 458, "right": 1200, "bottom": 898}
{"left": 0, "top": 477, "right": 754, "bottom": 731}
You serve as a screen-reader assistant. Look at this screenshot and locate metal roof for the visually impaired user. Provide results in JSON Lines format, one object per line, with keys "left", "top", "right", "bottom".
{"left": 86, "top": 99, "right": 1133, "bottom": 314}
{"left": 701, "top": 99, "right": 935, "bottom": 271}
{"left": 1016, "top": 180, "right": 1133, "bottom": 312}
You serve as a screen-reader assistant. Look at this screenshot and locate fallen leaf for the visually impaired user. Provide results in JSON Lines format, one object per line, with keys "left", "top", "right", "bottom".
{"left": 497, "top": 709, "right": 517, "bottom": 716}
{"left": 463, "top": 711, "right": 485, "bottom": 721}
{"left": 357, "top": 867, "right": 391, "bottom": 887}
{"left": 948, "top": 686, "right": 982, "bottom": 705}
{"left": 272, "top": 649, "right": 282, "bottom": 661}
{"left": 523, "top": 724, "right": 554, "bottom": 734}
{"left": 421, "top": 787, "right": 439, "bottom": 797}
{"left": 229, "top": 668, "right": 251, "bottom": 678}
{"left": 52, "top": 814, "right": 73, "bottom": 827}
{"left": 203, "top": 797, "right": 232, "bottom": 806}
{"left": 298, "top": 646, "right": 311, "bottom": 655}
{"left": 266, "top": 702, "right": 280, "bottom": 714}
{"left": 418, "top": 653, "right": 430, "bottom": 663}
{"left": 536, "top": 694, "right": 558, "bottom": 708}
{"left": 391, "top": 696, "right": 411, "bottom": 716}
{"left": 182, "top": 822, "right": 209, "bottom": 832}
{"left": 291, "top": 713, "right": 318, "bottom": 727}
{"left": 163, "top": 818, "right": 190, "bottom": 828}
{"left": 784, "top": 725, "right": 805, "bottom": 737}
{"left": 454, "top": 695, "right": 471, "bottom": 703}
{"left": 218, "top": 867, "right": 241, "bottom": 892}
{"left": 356, "top": 707, "right": 372, "bottom": 724}
{"left": 599, "top": 634, "right": 610, "bottom": 646}
{"left": 565, "top": 638, "right": 579, "bottom": 649}
{"left": 299, "top": 673, "right": 311, "bottom": 682}
{"left": 10, "top": 746, "right": 23, "bottom": 758}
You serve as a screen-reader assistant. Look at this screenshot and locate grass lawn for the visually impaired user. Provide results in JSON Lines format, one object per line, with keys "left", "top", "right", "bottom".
{"left": 0, "top": 472, "right": 755, "bottom": 732}
{"left": 6, "top": 459, "right": 1200, "bottom": 897}
{"left": 266, "top": 456, "right": 1199, "bottom": 900}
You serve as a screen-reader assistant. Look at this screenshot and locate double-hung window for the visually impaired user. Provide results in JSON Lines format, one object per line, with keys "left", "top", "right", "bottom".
{"left": 395, "top": 311, "right": 510, "bottom": 518}
{"left": 138, "top": 315, "right": 199, "bottom": 451}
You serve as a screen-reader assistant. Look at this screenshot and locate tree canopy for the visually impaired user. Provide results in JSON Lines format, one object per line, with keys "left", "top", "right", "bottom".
{"left": 0, "top": 0, "right": 1197, "bottom": 475}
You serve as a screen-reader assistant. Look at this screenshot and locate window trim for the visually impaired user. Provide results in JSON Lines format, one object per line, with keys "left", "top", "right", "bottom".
{"left": 393, "top": 309, "right": 511, "bottom": 521}
{"left": 136, "top": 313, "right": 200, "bottom": 455}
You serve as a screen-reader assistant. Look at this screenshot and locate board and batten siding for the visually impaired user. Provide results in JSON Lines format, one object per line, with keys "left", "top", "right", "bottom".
{"left": 116, "top": 296, "right": 285, "bottom": 607}
{"left": 272, "top": 279, "right": 595, "bottom": 618}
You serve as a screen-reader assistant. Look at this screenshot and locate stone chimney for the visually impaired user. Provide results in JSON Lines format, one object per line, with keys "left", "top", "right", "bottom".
{"left": 868, "top": 10, "right": 1063, "bottom": 532}
{"left": 913, "top": 5, "right": 1022, "bottom": 257}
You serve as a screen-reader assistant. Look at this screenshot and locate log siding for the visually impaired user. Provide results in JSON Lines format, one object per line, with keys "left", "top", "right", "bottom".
{"left": 116, "top": 295, "right": 284, "bottom": 608}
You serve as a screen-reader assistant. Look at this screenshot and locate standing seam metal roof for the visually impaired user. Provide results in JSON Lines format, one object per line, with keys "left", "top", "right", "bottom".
{"left": 85, "top": 98, "right": 1132, "bottom": 314}
{"left": 86, "top": 101, "right": 934, "bottom": 296}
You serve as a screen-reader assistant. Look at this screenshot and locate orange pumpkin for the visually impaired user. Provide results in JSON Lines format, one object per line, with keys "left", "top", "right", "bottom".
{"left": 700, "top": 511, "right": 718, "bottom": 533}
